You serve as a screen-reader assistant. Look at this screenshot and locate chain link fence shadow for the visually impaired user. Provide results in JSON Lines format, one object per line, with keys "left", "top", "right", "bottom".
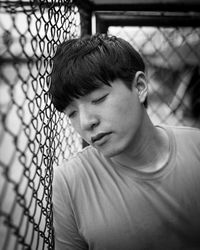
{"left": 108, "top": 26, "right": 200, "bottom": 128}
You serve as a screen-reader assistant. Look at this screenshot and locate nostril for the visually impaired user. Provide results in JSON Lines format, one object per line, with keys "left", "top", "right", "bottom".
{"left": 91, "top": 122, "right": 98, "bottom": 130}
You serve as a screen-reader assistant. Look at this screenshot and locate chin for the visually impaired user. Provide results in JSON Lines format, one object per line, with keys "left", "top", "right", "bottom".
{"left": 98, "top": 144, "right": 125, "bottom": 158}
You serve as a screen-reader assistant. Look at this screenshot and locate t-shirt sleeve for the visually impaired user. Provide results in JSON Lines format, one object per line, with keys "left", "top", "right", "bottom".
{"left": 53, "top": 166, "right": 88, "bottom": 250}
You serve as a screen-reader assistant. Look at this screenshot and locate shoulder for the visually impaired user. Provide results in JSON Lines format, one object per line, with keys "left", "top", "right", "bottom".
{"left": 167, "top": 125, "right": 200, "bottom": 135}
{"left": 159, "top": 124, "right": 200, "bottom": 139}
{"left": 166, "top": 125, "right": 200, "bottom": 142}
{"left": 53, "top": 146, "right": 106, "bottom": 187}
{"left": 63, "top": 145, "right": 104, "bottom": 174}
{"left": 162, "top": 125, "right": 200, "bottom": 154}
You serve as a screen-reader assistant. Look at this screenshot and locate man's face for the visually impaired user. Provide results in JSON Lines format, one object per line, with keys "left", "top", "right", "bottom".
{"left": 65, "top": 78, "right": 145, "bottom": 157}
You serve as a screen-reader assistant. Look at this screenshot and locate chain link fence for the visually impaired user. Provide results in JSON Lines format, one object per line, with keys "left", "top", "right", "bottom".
{"left": 108, "top": 26, "right": 200, "bottom": 128}
{"left": 0, "top": 1, "right": 82, "bottom": 249}
{"left": 1, "top": 1, "right": 200, "bottom": 250}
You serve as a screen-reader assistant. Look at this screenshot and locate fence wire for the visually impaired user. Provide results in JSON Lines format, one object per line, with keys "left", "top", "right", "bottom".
{"left": 1, "top": 1, "right": 200, "bottom": 250}
{"left": 108, "top": 26, "right": 200, "bottom": 128}
{"left": 0, "top": 1, "right": 82, "bottom": 249}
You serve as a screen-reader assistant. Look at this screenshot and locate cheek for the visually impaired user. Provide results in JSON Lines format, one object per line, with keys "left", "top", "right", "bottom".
{"left": 70, "top": 119, "right": 81, "bottom": 134}
{"left": 71, "top": 119, "right": 91, "bottom": 143}
{"left": 112, "top": 97, "right": 138, "bottom": 121}
{"left": 111, "top": 99, "right": 141, "bottom": 130}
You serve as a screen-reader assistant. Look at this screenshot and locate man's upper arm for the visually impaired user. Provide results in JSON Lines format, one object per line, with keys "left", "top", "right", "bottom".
{"left": 53, "top": 167, "right": 88, "bottom": 250}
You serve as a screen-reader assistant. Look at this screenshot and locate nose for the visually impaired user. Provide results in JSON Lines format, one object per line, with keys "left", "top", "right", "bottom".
{"left": 79, "top": 105, "right": 99, "bottom": 131}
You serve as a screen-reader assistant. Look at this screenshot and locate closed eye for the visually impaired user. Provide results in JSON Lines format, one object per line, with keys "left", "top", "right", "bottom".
{"left": 92, "top": 94, "right": 108, "bottom": 104}
{"left": 68, "top": 110, "right": 77, "bottom": 118}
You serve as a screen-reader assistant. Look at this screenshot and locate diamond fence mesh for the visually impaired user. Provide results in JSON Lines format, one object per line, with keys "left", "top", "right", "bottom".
{"left": 0, "top": 1, "right": 200, "bottom": 250}
{"left": 108, "top": 26, "right": 200, "bottom": 128}
{"left": 0, "top": 1, "right": 82, "bottom": 249}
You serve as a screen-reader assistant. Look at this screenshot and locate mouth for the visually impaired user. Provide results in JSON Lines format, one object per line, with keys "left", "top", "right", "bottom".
{"left": 91, "top": 132, "right": 112, "bottom": 146}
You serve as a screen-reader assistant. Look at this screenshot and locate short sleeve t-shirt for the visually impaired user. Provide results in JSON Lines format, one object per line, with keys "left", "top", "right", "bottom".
{"left": 53, "top": 125, "right": 200, "bottom": 250}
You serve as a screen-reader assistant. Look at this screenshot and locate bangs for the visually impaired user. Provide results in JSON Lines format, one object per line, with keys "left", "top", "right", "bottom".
{"left": 49, "top": 34, "right": 145, "bottom": 112}
{"left": 63, "top": 72, "right": 110, "bottom": 105}
{"left": 59, "top": 52, "right": 114, "bottom": 108}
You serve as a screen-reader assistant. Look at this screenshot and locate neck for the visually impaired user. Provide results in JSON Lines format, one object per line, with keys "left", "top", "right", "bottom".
{"left": 112, "top": 117, "right": 170, "bottom": 173}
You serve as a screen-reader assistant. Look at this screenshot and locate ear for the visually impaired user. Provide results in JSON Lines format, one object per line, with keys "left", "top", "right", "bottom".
{"left": 133, "top": 71, "right": 148, "bottom": 105}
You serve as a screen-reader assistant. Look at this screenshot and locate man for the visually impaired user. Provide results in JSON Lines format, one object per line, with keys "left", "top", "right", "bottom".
{"left": 49, "top": 34, "right": 200, "bottom": 250}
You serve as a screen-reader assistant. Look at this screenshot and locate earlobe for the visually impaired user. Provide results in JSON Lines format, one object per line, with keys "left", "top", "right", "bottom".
{"left": 134, "top": 71, "right": 148, "bottom": 104}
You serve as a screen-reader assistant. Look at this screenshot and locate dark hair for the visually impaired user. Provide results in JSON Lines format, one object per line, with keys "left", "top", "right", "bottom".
{"left": 48, "top": 34, "right": 146, "bottom": 112}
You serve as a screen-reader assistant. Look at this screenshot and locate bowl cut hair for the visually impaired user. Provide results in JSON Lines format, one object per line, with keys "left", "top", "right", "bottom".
{"left": 48, "top": 34, "right": 146, "bottom": 112}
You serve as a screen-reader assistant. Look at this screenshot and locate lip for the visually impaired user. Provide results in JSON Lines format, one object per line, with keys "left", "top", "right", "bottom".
{"left": 91, "top": 132, "right": 112, "bottom": 146}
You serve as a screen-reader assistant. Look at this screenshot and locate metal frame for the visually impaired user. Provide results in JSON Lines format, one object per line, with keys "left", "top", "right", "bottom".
{"left": 95, "top": 10, "right": 200, "bottom": 33}
{"left": 76, "top": 0, "right": 200, "bottom": 34}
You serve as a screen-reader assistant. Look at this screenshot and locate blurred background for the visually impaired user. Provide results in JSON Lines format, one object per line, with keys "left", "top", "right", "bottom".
{"left": 0, "top": 0, "right": 200, "bottom": 249}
